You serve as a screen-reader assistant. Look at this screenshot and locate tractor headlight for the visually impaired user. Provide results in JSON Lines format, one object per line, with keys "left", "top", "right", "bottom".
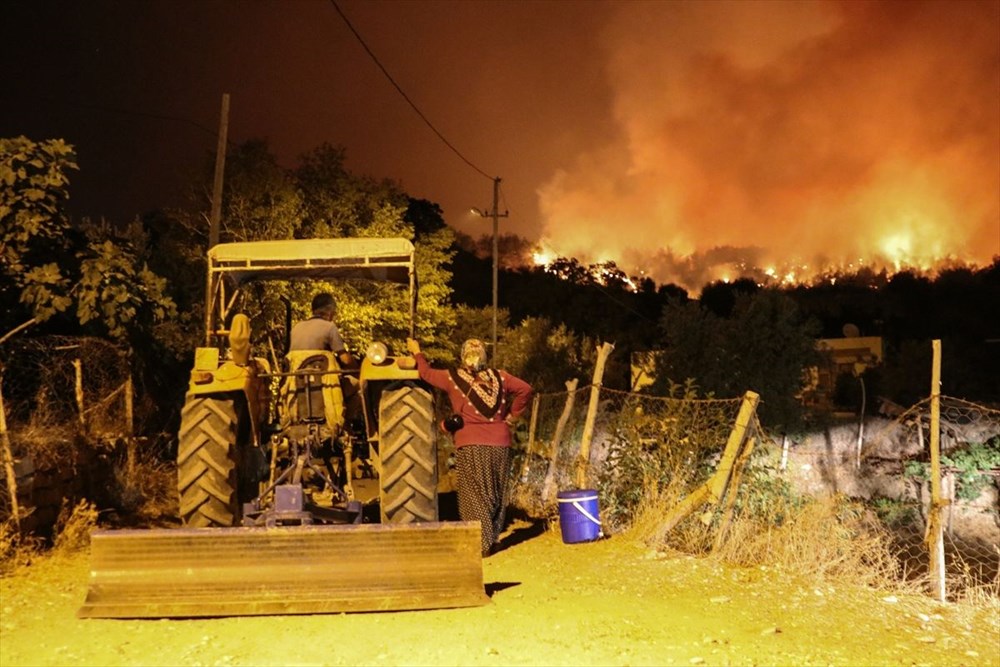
{"left": 366, "top": 341, "right": 389, "bottom": 365}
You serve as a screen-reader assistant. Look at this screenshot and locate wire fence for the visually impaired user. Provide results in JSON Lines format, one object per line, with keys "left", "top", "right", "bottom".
{"left": 508, "top": 382, "right": 746, "bottom": 520}
{"left": 1, "top": 335, "right": 132, "bottom": 448}
{"left": 863, "top": 397, "right": 1000, "bottom": 598}
{"left": 506, "top": 379, "right": 999, "bottom": 601}
{"left": 0, "top": 336, "right": 133, "bottom": 534}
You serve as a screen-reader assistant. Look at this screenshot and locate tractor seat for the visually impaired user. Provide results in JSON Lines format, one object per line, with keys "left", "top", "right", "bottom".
{"left": 281, "top": 350, "right": 347, "bottom": 436}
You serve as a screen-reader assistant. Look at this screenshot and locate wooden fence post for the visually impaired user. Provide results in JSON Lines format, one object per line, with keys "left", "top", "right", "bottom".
{"left": 518, "top": 394, "right": 541, "bottom": 484}
{"left": 654, "top": 391, "right": 760, "bottom": 542}
{"left": 927, "top": 339, "right": 946, "bottom": 602}
{"left": 712, "top": 436, "right": 757, "bottom": 552}
{"left": 575, "top": 342, "right": 614, "bottom": 488}
{"left": 708, "top": 391, "right": 761, "bottom": 504}
{"left": 73, "top": 358, "right": 85, "bottom": 433}
{"left": 125, "top": 374, "right": 135, "bottom": 476}
{"left": 542, "top": 378, "right": 579, "bottom": 503}
{"left": 0, "top": 370, "right": 21, "bottom": 528}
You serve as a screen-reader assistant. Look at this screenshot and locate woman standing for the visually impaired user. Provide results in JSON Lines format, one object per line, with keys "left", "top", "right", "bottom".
{"left": 406, "top": 337, "right": 533, "bottom": 556}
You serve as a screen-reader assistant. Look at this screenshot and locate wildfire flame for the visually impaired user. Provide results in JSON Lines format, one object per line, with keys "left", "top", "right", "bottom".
{"left": 531, "top": 1, "right": 998, "bottom": 294}
{"left": 531, "top": 245, "right": 556, "bottom": 268}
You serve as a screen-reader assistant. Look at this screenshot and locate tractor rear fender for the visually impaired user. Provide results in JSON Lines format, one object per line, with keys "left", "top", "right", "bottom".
{"left": 185, "top": 347, "right": 270, "bottom": 448}
{"left": 358, "top": 355, "right": 421, "bottom": 442}
{"left": 359, "top": 354, "right": 419, "bottom": 383}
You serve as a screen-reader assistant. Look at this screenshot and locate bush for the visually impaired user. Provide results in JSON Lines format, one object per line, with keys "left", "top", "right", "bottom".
{"left": 596, "top": 380, "right": 734, "bottom": 531}
{"left": 108, "top": 440, "right": 178, "bottom": 523}
{"left": 869, "top": 496, "right": 921, "bottom": 528}
{"left": 904, "top": 436, "right": 1000, "bottom": 501}
{"left": 52, "top": 499, "right": 98, "bottom": 553}
{"left": 0, "top": 518, "right": 43, "bottom": 575}
{"left": 711, "top": 494, "right": 902, "bottom": 588}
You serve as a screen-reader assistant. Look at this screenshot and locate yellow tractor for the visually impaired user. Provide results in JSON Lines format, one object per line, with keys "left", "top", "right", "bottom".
{"left": 79, "top": 238, "right": 486, "bottom": 618}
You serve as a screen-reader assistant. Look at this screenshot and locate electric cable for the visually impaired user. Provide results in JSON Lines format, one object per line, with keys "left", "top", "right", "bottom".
{"left": 9, "top": 94, "right": 225, "bottom": 142}
{"left": 329, "top": 0, "right": 494, "bottom": 182}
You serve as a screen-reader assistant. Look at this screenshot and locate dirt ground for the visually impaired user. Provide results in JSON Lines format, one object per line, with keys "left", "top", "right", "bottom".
{"left": 1, "top": 518, "right": 997, "bottom": 667}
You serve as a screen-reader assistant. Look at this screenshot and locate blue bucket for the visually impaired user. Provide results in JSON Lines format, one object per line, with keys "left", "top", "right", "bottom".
{"left": 557, "top": 489, "right": 602, "bottom": 544}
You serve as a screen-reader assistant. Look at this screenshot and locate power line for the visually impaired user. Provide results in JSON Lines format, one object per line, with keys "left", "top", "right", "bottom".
{"left": 12, "top": 94, "right": 223, "bottom": 141}
{"left": 329, "top": 0, "right": 494, "bottom": 182}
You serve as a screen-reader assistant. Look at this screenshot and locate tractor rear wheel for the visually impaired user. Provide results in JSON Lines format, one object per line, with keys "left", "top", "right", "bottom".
{"left": 177, "top": 395, "right": 245, "bottom": 527}
{"left": 378, "top": 385, "right": 438, "bottom": 523}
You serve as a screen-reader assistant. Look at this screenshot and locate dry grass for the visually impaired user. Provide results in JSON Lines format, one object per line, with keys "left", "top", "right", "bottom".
{"left": 947, "top": 542, "right": 1000, "bottom": 605}
{"left": 619, "top": 472, "right": 689, "bottom": 543}
{"left": 52, "top": 499, "right": 99, "bottom": 553}
{"left": 7, "top": 423, "right": 81, "bottom": 471}
{"left": 110, "top": 444, "right": 178, "bottom": 523}
{"left": 1, "top": 499, "right": 99, "bottom": 574}
{"left": 622, "top": 480, "right": 912, "bottom": 593}
{"left": 951, "top": 585, "right": 1000, "bottom": 636}
{"left": 712, "top": 495, "right": 904, "bottom": 589}
{"left": 0, "top": 517, "right": 44, "bottom": 576}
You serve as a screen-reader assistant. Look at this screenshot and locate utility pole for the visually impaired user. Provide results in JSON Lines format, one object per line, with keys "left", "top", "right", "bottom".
{"left": 473, "top": 177, "right": 508, "bottom": 356}
{"left": 209, "top": 93, "right": 230, "bottom": 249}
{"left": 206, "top": 93, "right": 229, "bottom": 342}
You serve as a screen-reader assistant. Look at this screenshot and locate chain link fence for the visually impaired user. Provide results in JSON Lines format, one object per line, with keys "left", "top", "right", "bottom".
{"left": 862, "top": 397, "right": 1000, "bottom": 599}
{"left": 0, "top": 336, "right": 137, "bottom": 536}
{"left": 507, "top": 379, "right": 998, "bottom": 602}
{"left": 1, "top": 335, "right": 132, "bottom": 443}
{"left": 508, "top": 383, "right": 745, "bottom": 523}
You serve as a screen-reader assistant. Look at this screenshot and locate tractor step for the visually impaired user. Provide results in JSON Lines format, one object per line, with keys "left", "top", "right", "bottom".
{"left": 78, "top": 521, "right": 488, "bottom": 618}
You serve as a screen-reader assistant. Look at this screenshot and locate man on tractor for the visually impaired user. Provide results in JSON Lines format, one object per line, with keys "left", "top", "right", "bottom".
{"left": 289, "top": 292, "right": 361, "bottom": 416}
{"left": 290, "top": 292, "right": 356, "bottom": 369}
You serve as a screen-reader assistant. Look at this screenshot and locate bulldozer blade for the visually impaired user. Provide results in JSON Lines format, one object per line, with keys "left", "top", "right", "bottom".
{"left": 78, "top": 521, "right": 488, "bottom": 618}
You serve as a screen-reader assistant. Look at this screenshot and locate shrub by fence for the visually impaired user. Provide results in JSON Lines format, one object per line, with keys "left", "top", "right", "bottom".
{"left": 507, "top": 378, "right": 999, "bottom": 602}
{"left": 1, "top": 335, "right": 132, "bottom": 441}
{"left": 0, "top": 336, "right": 135, "bottom": 536}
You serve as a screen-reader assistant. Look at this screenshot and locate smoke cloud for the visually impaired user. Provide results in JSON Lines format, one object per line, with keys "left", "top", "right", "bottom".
{"left": 536, "top": 0, "right": 1000, "bottom": 291}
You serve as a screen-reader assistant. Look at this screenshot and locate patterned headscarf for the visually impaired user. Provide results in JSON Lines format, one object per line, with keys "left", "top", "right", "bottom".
{"left": 460, "top": 338, "right": 488, "bottom": 372}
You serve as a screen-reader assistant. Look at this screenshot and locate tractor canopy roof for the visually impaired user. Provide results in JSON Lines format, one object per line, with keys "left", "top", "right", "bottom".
{"left": 209, "top": 238, "right": 414, "bottom": 285}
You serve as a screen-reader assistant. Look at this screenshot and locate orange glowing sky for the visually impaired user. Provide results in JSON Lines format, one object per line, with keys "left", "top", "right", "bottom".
{"left": 535, "top": 1, "right": 1000, "bottom": 289}
{"left": 4, "top": 1, "right": 997, "bottom": 291}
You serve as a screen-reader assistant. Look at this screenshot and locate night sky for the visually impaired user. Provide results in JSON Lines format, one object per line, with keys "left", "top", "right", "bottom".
{"left": 3, "top": 0, "right": 998, "bottom": 291}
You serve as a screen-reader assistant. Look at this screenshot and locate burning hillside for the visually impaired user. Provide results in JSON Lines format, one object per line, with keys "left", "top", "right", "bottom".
{"left": 534, "top": 1, "right": 999, "bottom": 294}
